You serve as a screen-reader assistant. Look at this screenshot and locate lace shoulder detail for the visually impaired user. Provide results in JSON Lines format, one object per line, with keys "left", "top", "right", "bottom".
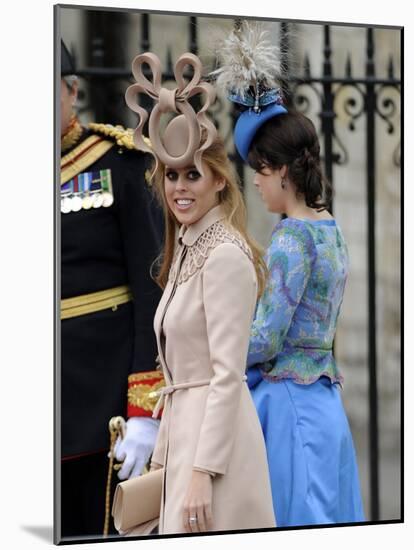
{"left": 169, "top": 220, "right": 253, "bottom": 285}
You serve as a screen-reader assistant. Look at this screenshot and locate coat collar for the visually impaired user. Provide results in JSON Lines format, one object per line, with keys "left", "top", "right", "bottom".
{"left": 178, "top": 204, "right": 226, "bottom": 246}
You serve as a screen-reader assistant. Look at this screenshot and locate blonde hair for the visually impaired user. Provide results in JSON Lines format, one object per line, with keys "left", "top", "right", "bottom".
{"left": 150, "top": 132, "right": 268, "bottom": 298}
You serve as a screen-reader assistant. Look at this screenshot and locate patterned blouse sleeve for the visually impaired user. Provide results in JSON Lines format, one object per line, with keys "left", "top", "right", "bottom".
{"left": 247, "top": 220, "right": 316, "bottom": 367}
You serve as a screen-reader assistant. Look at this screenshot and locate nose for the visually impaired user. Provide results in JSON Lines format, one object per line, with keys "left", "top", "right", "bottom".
{"left": 176, "top": 174, "right": 188, "bottom": 192}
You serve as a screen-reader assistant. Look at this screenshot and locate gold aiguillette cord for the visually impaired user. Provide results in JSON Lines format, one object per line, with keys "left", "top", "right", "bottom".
{"left": 103, "top": 416, "right": 126, "bottom": 537}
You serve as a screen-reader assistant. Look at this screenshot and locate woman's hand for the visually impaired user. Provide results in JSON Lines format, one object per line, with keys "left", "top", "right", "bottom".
{"left": 183, "top": 470, "right": 213, "bottom": 533}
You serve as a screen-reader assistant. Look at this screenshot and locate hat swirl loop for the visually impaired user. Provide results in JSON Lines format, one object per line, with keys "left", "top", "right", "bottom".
{"left": 125, "top": 52, "right": 217, "bottom": 175}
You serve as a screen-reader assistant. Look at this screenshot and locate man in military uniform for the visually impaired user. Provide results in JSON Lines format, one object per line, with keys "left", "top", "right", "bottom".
{"left": 59, "top": 40, "right": 164, "bottom": 540}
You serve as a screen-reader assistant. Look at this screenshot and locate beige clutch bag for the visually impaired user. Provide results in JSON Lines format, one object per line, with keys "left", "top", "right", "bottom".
{"left": 112, "top": 468, "right": 163, "bottom": 536}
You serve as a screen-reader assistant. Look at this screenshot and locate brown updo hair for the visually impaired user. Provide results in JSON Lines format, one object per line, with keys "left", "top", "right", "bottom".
{"left": 248, "top": 111, "right": 332, "bottom": 211}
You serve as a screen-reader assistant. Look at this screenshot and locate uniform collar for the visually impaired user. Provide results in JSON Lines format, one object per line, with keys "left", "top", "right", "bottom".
{"left": 178, "top": 204, "right": 226, "bottom": 246}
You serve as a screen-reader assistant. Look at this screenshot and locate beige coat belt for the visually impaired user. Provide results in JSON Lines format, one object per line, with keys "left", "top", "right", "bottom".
{"left": 151, "top": 375, "right": 248, "bottom": 419}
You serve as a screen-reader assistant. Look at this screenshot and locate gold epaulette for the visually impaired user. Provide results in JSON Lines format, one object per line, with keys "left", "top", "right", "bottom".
{"left": 88, "top": 122, "right": 152, "bottom": 151}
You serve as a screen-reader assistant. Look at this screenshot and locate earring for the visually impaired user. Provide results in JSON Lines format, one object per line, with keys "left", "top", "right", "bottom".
{"left": 281, "top": 177, "right": 286, "bottom": 190}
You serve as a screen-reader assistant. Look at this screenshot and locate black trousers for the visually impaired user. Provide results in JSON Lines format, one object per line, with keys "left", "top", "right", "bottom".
{"left": 61, "top": 451, "right": 119, "bottom": 540}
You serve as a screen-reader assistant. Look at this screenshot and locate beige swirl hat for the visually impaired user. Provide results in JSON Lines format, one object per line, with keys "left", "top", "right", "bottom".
{"left": 125, "top": 52, "right": 217, "bottom": 176}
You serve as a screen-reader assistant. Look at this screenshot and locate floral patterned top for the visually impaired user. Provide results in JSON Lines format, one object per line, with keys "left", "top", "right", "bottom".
{"left": 247, "top": 217, "right": 349, "bottom": 385}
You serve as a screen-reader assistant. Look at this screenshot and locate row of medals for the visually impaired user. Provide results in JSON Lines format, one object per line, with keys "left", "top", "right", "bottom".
{"left": 61, "top": 191, "right": 114, "bottom": 214}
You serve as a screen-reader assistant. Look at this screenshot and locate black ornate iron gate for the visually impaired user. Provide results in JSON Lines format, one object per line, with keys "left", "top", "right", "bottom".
{"left": 67, "top": 10, "right": 402, "bottom": 522}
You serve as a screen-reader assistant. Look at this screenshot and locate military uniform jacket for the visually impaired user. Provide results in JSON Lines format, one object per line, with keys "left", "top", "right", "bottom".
{"left": 60, "top": 123, "right": 164, "bottom": 459}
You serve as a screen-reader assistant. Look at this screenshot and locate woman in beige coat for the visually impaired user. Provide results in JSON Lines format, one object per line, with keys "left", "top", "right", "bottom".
{"left": 125, "top": 52, "right": 275, "bottom": 535}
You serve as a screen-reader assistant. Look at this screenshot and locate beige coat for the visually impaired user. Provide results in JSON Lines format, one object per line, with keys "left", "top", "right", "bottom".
{"left": 151, "top": 204, "right": 276, "bottom": 534}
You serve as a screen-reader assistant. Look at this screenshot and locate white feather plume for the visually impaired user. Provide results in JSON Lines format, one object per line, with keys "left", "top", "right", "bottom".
{"left": 212, "top": 21, "right": 284, "bottom": 99}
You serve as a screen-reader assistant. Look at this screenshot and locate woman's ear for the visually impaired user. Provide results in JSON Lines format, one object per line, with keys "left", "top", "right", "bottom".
{"left": 215, "top": 177, "right": 226, "bottom": 193}
{"left": 280, "top": 164, "right": 288, "bottom": 179}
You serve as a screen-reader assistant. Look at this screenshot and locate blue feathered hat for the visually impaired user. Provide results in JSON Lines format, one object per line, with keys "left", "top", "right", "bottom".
{"left": 212, "top": 21, "right": 288, "bottom": 162}
{"left": 231, "top": 90, "right": 287, "bottom": 162}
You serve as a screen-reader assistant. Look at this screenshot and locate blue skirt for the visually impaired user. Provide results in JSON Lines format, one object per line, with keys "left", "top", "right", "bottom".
{"left": 249, "top": 369, "right": 365, "bottom": 527}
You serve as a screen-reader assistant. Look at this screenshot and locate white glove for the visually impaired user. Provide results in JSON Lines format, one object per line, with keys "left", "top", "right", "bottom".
{"left": 113, "top": 416, "right": 160, "bottom": 480}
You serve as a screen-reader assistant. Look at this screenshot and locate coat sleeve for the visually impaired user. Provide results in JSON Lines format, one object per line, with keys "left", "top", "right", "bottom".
{"left": 247, "top": 220, "right": 316, "bottom": 367}
{"left": 192, "top": 243, "right": 257, "bottom": 475}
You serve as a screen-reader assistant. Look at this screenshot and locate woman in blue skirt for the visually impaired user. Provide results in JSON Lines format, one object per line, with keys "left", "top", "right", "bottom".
{"left": 215, "top": 22, "right": 365, "bottom": 526}
{"left": 243, "top": 111, "right": 365, "bottom": 527}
